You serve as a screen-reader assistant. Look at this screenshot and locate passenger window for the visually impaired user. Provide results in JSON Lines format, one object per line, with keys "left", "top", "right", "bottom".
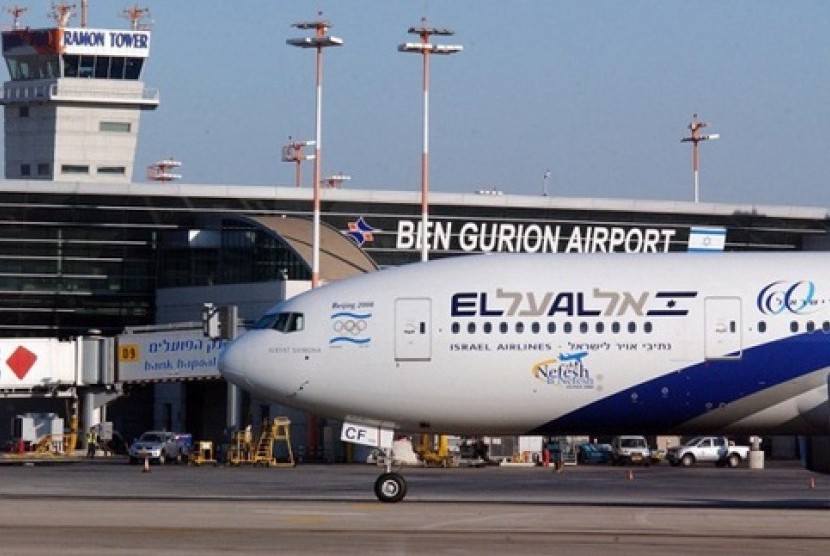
{"left": 547, "top": 322, "right": 556, "bottom": 334}
{"left": 790, "top": 321, "right": 799, "bottom": 333}
{"left": 531, "top": 322, "right": 540, "bottom": 334}
{"left": 563, "top": 322, "right": 572, "bottom": 334}
{"left": 806, "top": 321, "right": 815, "bottom": 332}
{"left": 628, "top": 322, "right": 636, "bottom": 333}
{"left": 823, "top": 322, "right": 830, "bottom": 333}
{"left": 451, "top": 322, "right": 460, "bottom": 334}
{"left": 579, "top": 322, "right": 588, "bottom": 334}
{"left": 483, "top": 322, "right": 492, "bottom": 334}
{"left": 516, "top": 322, "right": 525, "bottom": 333}
{"left": 467, "top": 322, "right": 476, "bottom": 334}
{"left": 595, "top": 322, "right": 604, "bottom": 334}
{"left": 499, "top": 322, "right": 508, "bottom": 334}
{"left": 758, "top": 321, "right": 766, "bottom": 333}
{"left": 612, "top": 322, "right": 620, "bottom": 334}
{"left": 644, "top": 322, "right": 652, "bottom": 333}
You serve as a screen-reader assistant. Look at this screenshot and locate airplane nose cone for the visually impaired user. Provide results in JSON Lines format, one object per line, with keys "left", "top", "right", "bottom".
{"left": 218, "top": 334, "right": 253, "bottom": 389}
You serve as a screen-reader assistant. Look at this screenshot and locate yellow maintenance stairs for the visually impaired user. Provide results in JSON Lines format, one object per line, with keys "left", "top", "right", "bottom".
{"left": 227, "top": 417, "right": 295, "bottom": 467}
{"left": 415, "top": 434, "right": 455, "bottom": 467}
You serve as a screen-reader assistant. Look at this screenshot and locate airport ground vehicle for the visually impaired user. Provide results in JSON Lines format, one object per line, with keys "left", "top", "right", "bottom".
{"left": 611, "top": 436, "right": 651, "bottom": 466}
{"left": 666, "top": 436, "right": 749, "bottom": 468}
{"left": 128, "top": 431, "right": 188, "bottom": 464}
{"left": 576, "top": 443, "right": 613, "bottom": 464}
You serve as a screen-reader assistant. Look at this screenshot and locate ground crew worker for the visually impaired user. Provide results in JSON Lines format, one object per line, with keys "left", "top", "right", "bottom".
{"left": 86, "top": 427, "right": 97, "bottom": 458}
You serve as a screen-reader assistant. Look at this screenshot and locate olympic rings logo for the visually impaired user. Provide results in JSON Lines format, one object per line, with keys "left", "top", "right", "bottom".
{"left": 333, "top": 319, "right": 368, "bottom": 335}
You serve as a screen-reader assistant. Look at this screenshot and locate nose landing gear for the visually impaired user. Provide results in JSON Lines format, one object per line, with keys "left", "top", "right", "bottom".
{"left": 374, "top": 471, "right": 407, "bottom": 503}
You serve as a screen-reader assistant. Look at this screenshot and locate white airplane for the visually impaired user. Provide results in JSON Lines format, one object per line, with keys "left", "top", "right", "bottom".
{"left": 219, "top": 252, "right": 830, "bottom": 502}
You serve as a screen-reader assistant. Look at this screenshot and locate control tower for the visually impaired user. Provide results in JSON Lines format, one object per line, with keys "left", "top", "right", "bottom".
{"left": 0, "top": 4, "right": 158, "bottom": 182}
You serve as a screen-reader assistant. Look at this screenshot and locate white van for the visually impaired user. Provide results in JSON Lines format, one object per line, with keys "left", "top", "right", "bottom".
{"left": 611, "top": 435, "right": 651, "bottom": 466}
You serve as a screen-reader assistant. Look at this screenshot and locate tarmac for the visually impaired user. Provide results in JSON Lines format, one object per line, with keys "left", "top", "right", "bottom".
{"left": 0, "top": 457, "right": 828, "bottom": 554}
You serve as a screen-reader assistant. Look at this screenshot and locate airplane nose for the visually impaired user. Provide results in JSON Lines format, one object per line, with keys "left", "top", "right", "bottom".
{"left": 218, "top": 335, "right": 252, "bottom": 389}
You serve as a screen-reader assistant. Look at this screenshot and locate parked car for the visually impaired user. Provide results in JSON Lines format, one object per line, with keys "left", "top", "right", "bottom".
{"left": 666, "top": 436, "right": 750, "bottom": 468}
{"left": 128, "top": 431, "right": 188, "bottom": 464}
{"left": 611, "top": 435, "right": 651, "bottom": 466}
{"left": 576, "top": 443, "right": 613, "bottom": 464}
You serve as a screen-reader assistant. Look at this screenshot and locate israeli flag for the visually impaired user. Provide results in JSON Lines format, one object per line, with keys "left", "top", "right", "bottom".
{"left": 688, "top": 227, "right": 726, "bottom": 252}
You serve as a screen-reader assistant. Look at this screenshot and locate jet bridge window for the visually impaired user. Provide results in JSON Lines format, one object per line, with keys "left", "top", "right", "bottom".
{"left": 254, "top": 312, "right": 304, "bottom": 333}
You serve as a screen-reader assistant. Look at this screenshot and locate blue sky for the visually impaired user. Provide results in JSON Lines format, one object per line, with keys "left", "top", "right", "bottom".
{"left": 5, "top": 1, "right": 830, "bottom": 205}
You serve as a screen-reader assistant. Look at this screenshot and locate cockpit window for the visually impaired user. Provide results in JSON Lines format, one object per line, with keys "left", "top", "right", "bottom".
{"left": 253, "top": 312, "right": 304, "bottom": 333}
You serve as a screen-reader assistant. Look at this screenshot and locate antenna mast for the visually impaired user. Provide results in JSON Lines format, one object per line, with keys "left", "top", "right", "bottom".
{"left": 5, "top": 5, "right": 27, "bottom": 29}
{"left": 121, "top": 4, "right": 150, "bottom": 31}
{"left": 49, "top": 2, "right": 75, "bottom": 28}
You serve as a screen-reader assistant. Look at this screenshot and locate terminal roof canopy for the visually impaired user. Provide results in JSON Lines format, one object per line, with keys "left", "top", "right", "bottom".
{"left": 231, "top": 215, "right": 378, "bottom": 282}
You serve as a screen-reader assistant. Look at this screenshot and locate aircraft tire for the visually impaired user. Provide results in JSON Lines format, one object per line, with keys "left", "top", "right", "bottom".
{"left": 374, "top": 472, "right": 407, "bottom": 503}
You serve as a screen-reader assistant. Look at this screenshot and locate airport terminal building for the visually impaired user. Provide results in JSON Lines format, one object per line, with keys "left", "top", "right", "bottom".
{"left": 2, "top": 9, "right": 830, "bottom": 467}
{"left": 3, "top": 181, "right": 830, "bottom": 462}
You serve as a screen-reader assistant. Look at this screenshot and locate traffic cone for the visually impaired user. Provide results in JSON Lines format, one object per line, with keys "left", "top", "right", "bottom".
{"left": 627, "top": 469, "right": 634, "bottom": 481}
{"left": 143, "top": 456, "right": 150, "bottom": 473}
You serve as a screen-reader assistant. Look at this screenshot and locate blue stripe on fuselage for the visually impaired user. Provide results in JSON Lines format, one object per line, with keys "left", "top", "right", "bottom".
{"left": 531, "top": 331, "right": 830, "bottom": 435}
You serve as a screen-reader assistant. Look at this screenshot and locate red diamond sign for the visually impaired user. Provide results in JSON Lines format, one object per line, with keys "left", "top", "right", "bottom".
{"left": 7, "top": 346, "right": 37, "bottom": 380}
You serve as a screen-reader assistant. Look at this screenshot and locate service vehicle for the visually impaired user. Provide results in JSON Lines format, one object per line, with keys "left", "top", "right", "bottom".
{"left": 128, "top": 431, "right": 188, "bottom": 464}
{"left": 611, "top": 435, "right": 651, "bottom": 466}
{"left": 576, "top": 442, "right": 613, "bottom": 465}
{"left": 666, "top": 436, "right": 750, "bottom": 468}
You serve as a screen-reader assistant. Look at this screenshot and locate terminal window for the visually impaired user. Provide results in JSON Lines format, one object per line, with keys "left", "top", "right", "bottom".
{"left": 37, "top": 163, "right": 50, "bottom": 176}
{"left": 20, "top": 164, "right": 30, "bottom": 177}
{"left": 61, "top": 165, "right": 89, "bottom": 174}
{"left": 63, "top": 55, "right": 144, "bottom": 80}
{"left": 5, "top": 55, "right": 59, "bottom": 80}
{"left": 100, "top": 122, "right": 132, "bottom": 133}
{"left": 97, "top": 166, "right": 126, "bottom": 175}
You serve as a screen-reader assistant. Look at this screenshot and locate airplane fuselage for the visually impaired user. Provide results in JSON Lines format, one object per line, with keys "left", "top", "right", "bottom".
{"left": 219, "top": 253, "right": 830, "bottom": 437}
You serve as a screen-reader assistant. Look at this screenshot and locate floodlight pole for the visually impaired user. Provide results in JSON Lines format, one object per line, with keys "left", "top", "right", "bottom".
{"left": 681, "top": 114, "right": 719, "bottom": 203}
{"left": 399, "top": 19, "right": 462, "bottom": 262}
{"left": 288, "top": 15, "right": 342, "bottom": 288}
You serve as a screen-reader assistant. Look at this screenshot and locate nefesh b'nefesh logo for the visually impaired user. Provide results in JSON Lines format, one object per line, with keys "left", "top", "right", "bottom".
{"left": 531, "top": 351, "right": 597, "bottom": 390}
